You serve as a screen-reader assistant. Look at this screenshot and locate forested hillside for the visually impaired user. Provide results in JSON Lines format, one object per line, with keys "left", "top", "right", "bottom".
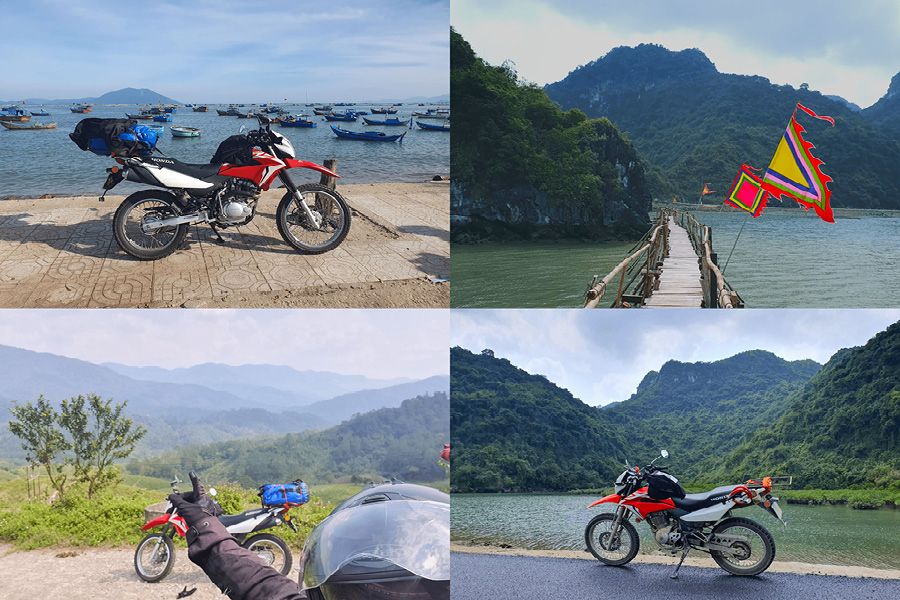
{"left": 129, "top": 393, "right": 450, "bottom": 486}
{"left": 451, "top": 29, "right": 652, "bottom": 242}
{"left": 545, "top": 44, "right": 900, "bottom": 209}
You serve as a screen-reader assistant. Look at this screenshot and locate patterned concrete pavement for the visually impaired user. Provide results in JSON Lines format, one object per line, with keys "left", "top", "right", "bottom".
{"left": 0, "top": 182, "right": 449, "bottom": 308}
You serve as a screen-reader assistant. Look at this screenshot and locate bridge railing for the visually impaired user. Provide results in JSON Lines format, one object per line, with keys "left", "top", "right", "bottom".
{"left": 583, "top": 209, "right": 671, "bottom": 308}
{"left": 678, "top": 211, "right": 743, "bottom": 308}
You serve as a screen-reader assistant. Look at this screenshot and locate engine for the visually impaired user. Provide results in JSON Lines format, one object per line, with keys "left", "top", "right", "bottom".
{"left": 647, "top": 512, "right": 682, "bottom": 547}
{"left": 217, "top": 180, "right": 260, "bottom": 224}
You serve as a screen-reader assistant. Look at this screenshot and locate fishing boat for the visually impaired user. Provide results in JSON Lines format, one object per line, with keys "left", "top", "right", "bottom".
{"left": 30, "top": 109, "right": 50, "bottom": 116}
{"left": 363, "top": 116, "right": 407, "bottom": 126}
{"left": 0, "top": 121, "right": 56, "bottom": 130}
{"left": 236, "top": 111, "right": 256, "bottom": 119}
{"left": 331, "top": 125, "right": 405, "bottom": 142}
{"left": 324, "top": 112, "right": 358, "bottom": 122}
{"left": 69, "top": 103, "right": 93, "bottom": 113}
{"left": 147, "top": 124, "right": 165, "bottom": 135}
{"left": 152, "top": 114, "right": 172, "bottom": 122}
{"left": 163, "top": 105, "right": 177, "bottom": 113}
{"left": 0, "top": 109, "right": 31, "bottom": 122}
{"left": 416, "top": 120, "right": 450, "bottom": 131}
{"left": 278, "top": 116, "right": 317, "bottom": 128}
{"left": 171, "top": 126, "right": 201, "bottom": 137}
{"left": 371, "top": 107, "right": 399, "bottom": 114}
{"left": 313, "top": 105, "right": 333, "bottom": 112}
{"left": 412, "top": 109, "right": 450, "bottom": 119}
{"left": 192, "top": 105, "right": 209, "bottom": 112}
{"left": 1, "top": 104, "right": 19, "bottom": 111}
{"left": 126, "top": 113, "right": 154, "bottom": 120}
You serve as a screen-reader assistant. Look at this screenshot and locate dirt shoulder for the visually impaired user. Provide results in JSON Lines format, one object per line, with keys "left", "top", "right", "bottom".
{"left": 451, "top": 543, "right": 900, "bottom": 580}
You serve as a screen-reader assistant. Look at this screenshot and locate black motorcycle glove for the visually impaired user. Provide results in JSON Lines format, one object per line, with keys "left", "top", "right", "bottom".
{"left": 168, "top": 494, "right": 302, "bottom": 600}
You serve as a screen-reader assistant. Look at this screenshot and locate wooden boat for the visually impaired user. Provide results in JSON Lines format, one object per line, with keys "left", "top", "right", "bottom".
{"left": 371, "top": 107, "right": 399, "bottom": 114}
{"left": 0, "top": 110, "right": 31, "bottom": 122}
{"left": 171, "top": 126, "right": 201, "bottom": 137}
{"left": 236, "top": 111, "right": 256, "bottom": 119}
{"left": 163, "top": 105, "right": 177, "bottom": 113}
{"left": 30, "top": 109, "right": 50, "bottom": 116}
{"left": 363, "top": 116, "right": 407, "bottom": 126}
{"left": 313, "top": 109, "right": 332, "bottom": 116}
{"left": 412, "top": 110, "right": 450, "bottom": 120}
{"left": 278, "top": 116, "right": 316, "bottom": 128}
{"left": 192, "top": 105, "right": 209, "bottom": 112}
{"left": 0, "top": 121, "right": 56, "bottom": 130}
{"left": 147, "top": 124, "right": 165, "bottom": 135}
{"left": 416, "top": 120, "right": 450, "bottom": 131}
{"left": 126, "top": 113, "right": 153, "bottom": 120}
{"left": 152, "top": 114, "right": 172, "bottom": 122}
{"left": 324, "top": 112, "right": 358, "bottom": 122}
{"left": 313, "top": 105, "right": 333, "bottom": 112}
{"left": 331, "top": 125, "right": 405, "bottom": 142}
{"left": 69, "top": 103, "right": 93, "bottom": 113}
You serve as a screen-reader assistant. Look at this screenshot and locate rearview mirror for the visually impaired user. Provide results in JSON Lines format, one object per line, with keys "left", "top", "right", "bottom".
{"left": 660, "top": 449, "right": 669, "bottom": 459}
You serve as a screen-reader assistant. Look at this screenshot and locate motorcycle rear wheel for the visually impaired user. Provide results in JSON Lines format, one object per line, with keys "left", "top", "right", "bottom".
{"left": 585, "top": 513, "right": 639, "bottom": 566}
{"left": 709, "top": 517, "right": 775, "bottom": 576}
{"left": 276, "top": 183, "right": 351, "bottom": 254}
{"left": 114, "top": 190, "right": 189, "bottom": 260}
{"left": 134, "top": 532, "right": 175, "bottom": 583}
{"left": 243, "top": 532, "right": 293, "bottom": 575}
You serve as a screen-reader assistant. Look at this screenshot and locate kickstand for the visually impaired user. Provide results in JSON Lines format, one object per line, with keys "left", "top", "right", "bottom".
{"left": 670, "top": 545, "right": 690, "bottom": 579}
{"left": 209, "top": 225, "right": 226, "bottom": 245}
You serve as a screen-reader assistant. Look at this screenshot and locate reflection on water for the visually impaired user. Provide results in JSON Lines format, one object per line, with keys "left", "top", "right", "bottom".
{"left": 451, "top": 209, "right": 900, "bottom": 308}
{"left": 451, "top": 494, "right": 900, "bottom": 569}
{"left": 0, "top": 104, "right": 448, "bottom": 198}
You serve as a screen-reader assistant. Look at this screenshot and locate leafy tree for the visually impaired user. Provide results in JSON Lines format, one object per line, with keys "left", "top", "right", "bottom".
{"left": 58, "top": 394, "right": 146, "bottom": 498}
{"left": 8, "top": 396, "right": 70, "bottom": 498}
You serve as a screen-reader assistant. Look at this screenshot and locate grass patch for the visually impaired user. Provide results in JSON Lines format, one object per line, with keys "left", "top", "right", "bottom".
{"left": 777, "top": 488, "right": 900, "bottom": 509}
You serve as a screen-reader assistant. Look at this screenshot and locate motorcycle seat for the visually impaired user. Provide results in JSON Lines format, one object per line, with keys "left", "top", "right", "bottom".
{"left": 144, "top": 156, "right": 222, "bottom": 180}
{"left": 672, "top": 485, "right": 734, "bottom": 511}
{"left": 218, "top": 508, "right": 267, "bottom": 528}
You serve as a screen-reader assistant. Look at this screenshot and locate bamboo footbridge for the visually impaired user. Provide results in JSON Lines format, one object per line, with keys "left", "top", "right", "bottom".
{"left": 584, "top": 209, "right": 743, "bottom": 308}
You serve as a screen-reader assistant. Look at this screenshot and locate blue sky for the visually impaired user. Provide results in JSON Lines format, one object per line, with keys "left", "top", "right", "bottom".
{"left": 6, "top": 0, "right": 449, "bottom": 102}
{"left": 453, "top": 0, "right": 900, "bottom": 107}
{"left": 0, "top": 309, "right": 449, "bottom": 379}
{"left": 452, "top": 309, "right": 900, "bottom": 406}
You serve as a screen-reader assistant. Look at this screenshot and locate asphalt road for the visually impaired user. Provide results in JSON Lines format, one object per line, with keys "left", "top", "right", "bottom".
{"left": 451, "top": 552, "right": 900, "bottom": 600}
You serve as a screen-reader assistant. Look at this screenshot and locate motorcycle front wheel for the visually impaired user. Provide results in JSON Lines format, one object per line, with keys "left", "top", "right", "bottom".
{"left": 276, "top": 183, "right": 351, "bottom": 254}
{"left": 585, "top": 513, "right": 639, "bottom": 566}
{"left": 134, "top": 532, "right": 175, "bottom": 583}
{"left": 709, "top": 517, "right": 775, "bottom": 576}
{"left": 114, "top": 190, "right": 189, "bottom": 260}
{"left": 243, "top": 532, "right": 293, "bottom": 575}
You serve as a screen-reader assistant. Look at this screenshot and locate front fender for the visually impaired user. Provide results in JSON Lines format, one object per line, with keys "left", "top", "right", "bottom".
{"left": 588, "top": 493, "right": 622, "bottom": 508}
{"left": 284, "top": 159, "right": 341, "bottom": 179}
{"left": 141, "top": 514, "right": 171, "bottom": 531}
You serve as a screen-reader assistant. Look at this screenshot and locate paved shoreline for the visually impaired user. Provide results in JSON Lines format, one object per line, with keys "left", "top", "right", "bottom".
{"left": 0, "top": 181, "right": 449, "bottom": 308}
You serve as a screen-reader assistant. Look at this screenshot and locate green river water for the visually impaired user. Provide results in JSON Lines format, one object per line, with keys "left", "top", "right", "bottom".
{"left": 451, "top": 494, "right": 900, "bottom": 570}
{"left": 451, "top": 210, "right": 900, "bottom": 308}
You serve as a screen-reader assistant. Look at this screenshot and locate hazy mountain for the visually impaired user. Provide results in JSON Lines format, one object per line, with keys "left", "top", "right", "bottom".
{"left": 6, "top": 87, "right": 181, "bottom": 105}
{"left": 862, "top": 72, "right": 900, "bottom": 134}
{"left": 302, "top": 375, "right": 450, "bottom": 421}
{"left": 129, "top": 392, "right": 451, "bottom": 486}
{"left": 544, "top": 44, "right": 900, "bottom": 209}
{"left": 102, "top": 362, "right": 409, "bottom": 408}
{"left": 825, "top": 95, "right": 862, "bottom": 112}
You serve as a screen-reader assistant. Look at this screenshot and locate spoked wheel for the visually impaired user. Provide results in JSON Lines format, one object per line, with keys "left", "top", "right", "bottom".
{"left": 585, "top": 512, "right": 640, "bottom": 566}
{"left": 709, "top": 517, "right": 775, "bottom": 576}
{"left": 243, "top": 533, "right": 293, "bottom": 575}
{"left": 114, "top": 190, "right": 189, "bottom": 260}
{"left": 276, "top": 183, "right": 351, "bottom": 254}
{"left": 134, "top": 533, "right": 175, "bottom": 583}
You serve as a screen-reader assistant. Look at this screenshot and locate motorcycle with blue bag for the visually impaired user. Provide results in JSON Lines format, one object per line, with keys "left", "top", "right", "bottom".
{"left": 69, "top": 115, "right": 351, "bottom": 260}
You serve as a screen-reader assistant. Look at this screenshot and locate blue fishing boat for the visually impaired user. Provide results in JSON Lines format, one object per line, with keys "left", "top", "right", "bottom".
{"left": 330, "top": 125, "right": 405, "bottom": 142}
{"left": 30, "top": 109, "right": 50, "bottom": 116}
{"left": 152, "top": 114, "right": 172, "bottom": 122}
{"left": 363, "top": 117, "right": 408, "bottom": 126}
{"left": 324, "top": 112, "right": 358, "bottom": 122}
{"left": 279, "top": 116, "right": 317, "bottom": 128}
{"left": 416, "top": 120, "right": 450, "bottom": 131}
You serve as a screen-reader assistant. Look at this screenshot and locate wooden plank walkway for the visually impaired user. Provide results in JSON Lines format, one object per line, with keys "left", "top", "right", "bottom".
{"left": 643, "top": 216, "right": 704, "bottom": 308}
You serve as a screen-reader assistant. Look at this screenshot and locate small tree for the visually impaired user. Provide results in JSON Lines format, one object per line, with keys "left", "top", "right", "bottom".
{"left": 58, "top": 394, "right": 146, "bottom": 498}
{"left": 8, "top": 396, "right": 70, "bottom": 498}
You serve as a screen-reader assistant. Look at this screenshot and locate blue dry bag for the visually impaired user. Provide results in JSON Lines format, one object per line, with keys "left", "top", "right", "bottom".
{"left": 260, "top": 481, "right": 309, "bottom": 507}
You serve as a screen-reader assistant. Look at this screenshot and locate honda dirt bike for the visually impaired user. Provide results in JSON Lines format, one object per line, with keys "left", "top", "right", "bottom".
{"left": 134, "top": 475, "right": 300, "bottom": 583}
{"left": 584, "top": 450, "right": 786, "bottom": 579}
{"left": 99, "top": 114, "right": 351, "bottom": 260}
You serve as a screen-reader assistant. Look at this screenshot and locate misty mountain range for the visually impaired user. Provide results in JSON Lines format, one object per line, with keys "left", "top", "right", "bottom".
{"left": 0, "top": 344, "right": 448, "bottom": 459}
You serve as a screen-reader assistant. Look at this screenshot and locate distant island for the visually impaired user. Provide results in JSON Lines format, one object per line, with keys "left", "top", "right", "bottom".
{"left": 4, "top": 87, "right": 182, "bottom": 106}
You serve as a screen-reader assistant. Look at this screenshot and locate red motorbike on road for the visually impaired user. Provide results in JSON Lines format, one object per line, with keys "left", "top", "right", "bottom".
{"left": 585, "top": 450, "right": 785, "bottom": 578}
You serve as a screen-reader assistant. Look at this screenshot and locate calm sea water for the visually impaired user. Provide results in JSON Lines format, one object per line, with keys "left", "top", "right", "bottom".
{"left": 0, "top": 104, "right": 448, "bottom": 198}
{"left": 451, "top": 209, "right": 900, "bottom": 308}
{"left": 452, "top": 494, "right": 900, "bottom": 569}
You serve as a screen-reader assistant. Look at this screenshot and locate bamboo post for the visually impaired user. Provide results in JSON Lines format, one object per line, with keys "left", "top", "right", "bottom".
{"left": 319, "top": 158, "right": 338, "bottom": 190}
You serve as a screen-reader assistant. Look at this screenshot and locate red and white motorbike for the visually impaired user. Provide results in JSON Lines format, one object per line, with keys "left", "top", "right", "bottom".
{"left": 585, "top": 450, "right": 785, "bottom": 578}
{"left": 134, "top": 475, "right": 298, "bottom": 583}
{"left": 103, "top": 114, "right": 351, "bottom": 260}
